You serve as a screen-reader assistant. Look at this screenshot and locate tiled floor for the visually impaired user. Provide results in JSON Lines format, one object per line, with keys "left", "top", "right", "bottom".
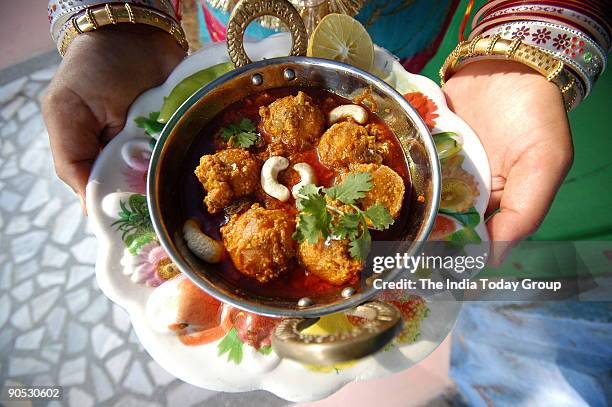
{"left": 0, "top": 57, "right": 457, "bottom": 407}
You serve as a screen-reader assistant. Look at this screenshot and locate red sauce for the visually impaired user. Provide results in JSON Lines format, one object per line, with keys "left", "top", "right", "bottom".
{"left": 181, "top": 87, "right": 412, "bottom": 300}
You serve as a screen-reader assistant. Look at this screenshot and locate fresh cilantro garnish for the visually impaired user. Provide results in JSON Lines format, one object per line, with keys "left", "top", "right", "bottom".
{"left": 364, "top": 203, "right": 395, "bottom": 230}
{"left": 293, "top": 173, "right": 395, "bottom": 261}
{"left": 257, "top": 345, "right": 273, "bottom": 355}
{"left": 348, "top": 228, "right": 372, "bottom": 260}
{"left": 293, "top": 184, "right": 330, "bottom": 244}
{"left": 219, "top": 118, "right": 259, "bottom": 148}
{"left": 332, "top": 212, "right": 361, "bottom": 240}
{"left": 323, "top": 172, "right": 372, "bottom": 204}
{"left": 217, "top": 328, "right": 244, "bottom": 364}
{"left": 135, "top": 111, "right": 164, "bottom": 137}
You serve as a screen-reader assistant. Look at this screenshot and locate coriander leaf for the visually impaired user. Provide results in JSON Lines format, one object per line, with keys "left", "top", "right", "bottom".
{"left": 232, "top": 131, "right": 258, "bottom": 148}
{"left": 219, "top": 118, "right": 259, "bottom": 148}
{"left": 238, "top": 117, "right": 256, "bottom": 132}
{"left": 217, "top": 328, "right": 244, "bottom": 364}
{"left": 298, "top": 183, "right": 322, "bottom": 199}
{"left": 332, "top": 212, "right": 361, "bottom": 240}
{"left": 296, "top": 185, "right": 325, "bottom": 211}
{"left": 294, "top": 185, "right": 331, "bottom": 243}
{"left": 348, "top": 226, "right": 372, "bottom": 261}
{"left": 364, "top": 204, "right": 394, "bottom": 230}
{"left": 258, "top": 345, "right": 273, "bottom": 355}
{"left": 135, "top": 111, "right": 164, "bottom": 136}
{"left": 293, "top": 213, "right": 324, "bottom": 244}
{"left": 294, "top": 205, "right": 331, "bottom": 244}
{"left": 324, "top": 172, "right": 372, "bottom": 205}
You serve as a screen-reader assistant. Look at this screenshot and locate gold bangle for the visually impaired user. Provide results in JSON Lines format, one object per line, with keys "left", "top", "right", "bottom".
{"left": 439, "top": 36, "right": 579, "bottom": 111}
{"left": 58, "top": 3, "right": 189, "bottom": 56}
{"left": 486, "top": 34, "right": 500, "bottom": 55}
{"left": 467, "top": 35, "right": 482, "bottom": 57}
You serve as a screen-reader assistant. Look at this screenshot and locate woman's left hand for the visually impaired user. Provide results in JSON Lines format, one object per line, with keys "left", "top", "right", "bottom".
{"left": 443, "top": 60, "right": 573, "bottom": 264}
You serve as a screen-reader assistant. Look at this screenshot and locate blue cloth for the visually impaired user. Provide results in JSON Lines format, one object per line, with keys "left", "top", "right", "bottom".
{"left": 451, "top": 302, "right": 612, "bottom": 406}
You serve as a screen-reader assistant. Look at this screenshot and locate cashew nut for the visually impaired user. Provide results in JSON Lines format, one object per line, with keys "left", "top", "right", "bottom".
{"left": 291, "top": 163, "right": 317, "bottom": 199}
{"left": 261, "top": 156, "right": 290, "bottom": 202}
{"left": 183, "top": 219, "right": 223, "bottom": 263}
{"left": 328, "top": 104, "right": 369, "bottom": 125}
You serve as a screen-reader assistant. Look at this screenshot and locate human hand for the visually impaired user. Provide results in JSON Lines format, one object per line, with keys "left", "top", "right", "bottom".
{"left": 443, "top": 60, "right": 573, "bottom": 264}
{"left": 42, "top": 25, "right": 186, "bottom": 209}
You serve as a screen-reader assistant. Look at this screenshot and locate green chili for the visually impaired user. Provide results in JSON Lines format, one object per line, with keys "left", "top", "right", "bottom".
{"left": 158, "top": 61, "right": 234, "bottom": 123}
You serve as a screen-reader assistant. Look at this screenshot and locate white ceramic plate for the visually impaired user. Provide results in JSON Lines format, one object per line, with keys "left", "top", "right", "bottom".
{"left": 86, "top": 34, "right": 491, "bottom": 402}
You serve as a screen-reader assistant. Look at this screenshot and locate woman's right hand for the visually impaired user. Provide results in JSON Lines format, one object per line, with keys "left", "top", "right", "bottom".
{"left": 42, "top": 25, "right": 186, "bottom": 208}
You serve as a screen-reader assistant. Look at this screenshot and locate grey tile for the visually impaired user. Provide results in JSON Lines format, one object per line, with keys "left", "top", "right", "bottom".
{"left": 123, "top": 360, "right": 154, "bottom": 396}
{"left": 70, "top": 236, "right": 97, "bottom": 265}
{"left": 8, "top": 357, "right": 49, "bottom": 376}
{"left": 14, "top": 326, "right": 45, "bottom": 350}
{"left": 30, "top": 66, "right": 57, "bottom": 82}
{"left": 30, "top": 286, "right": 61, "bottom": 322}
{"left": 105, "top": 349, "right": 131, "bottom": 384}
{"left": 59, "top": 356, "right": 87, "bottom": 386}
{"left": 10, "top": 303, "right": 33, "bottom": 330}
{"left": 36, "top": 269, "right": 67, "bottom": 288}
{"left": 91, "top": 324, "right": 123, "bottom": 359}
{"left": 19, "top": 178, "right": 51, "bottom": 212}
{"left": 11, "top": 230, "right": 48, "bottom": 263}
{"left": 1, "top": 95, "right": 26, "bottom": 119}
{"left": 0, "top": 293, "right": 11, "bottom": 327}
{"left": 166, "top": 383, "right": 216, "bottom": 407}
{"left": 65, "top": 265, "right": 94, "bottom": 289}
{"left": 65, "top": 321, "right": 89, "bottom": 355}
{"left": 0, "top": 77, "right": 27, "bottom": 104}
{"left": 17, "top": 100, "right": 38, "bottom": 121}
{"left": 51, "top": 201, "right": 82, "bottom": 244}
{"left": 0, "top": 119, "right": 18, "bottom": 138}
{"left": 67, "top": 387, "right": 95, "bottom": 407}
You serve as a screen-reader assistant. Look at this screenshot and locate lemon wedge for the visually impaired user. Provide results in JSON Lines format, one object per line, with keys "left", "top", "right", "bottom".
{"left": 301, "top": 312, "right": 354, "bottom": 336}
{"left": 302, "top": 312, "right": 358, "bottom": 372}
{"left": 307, "top": 14, "right": 374, "bottom": 72}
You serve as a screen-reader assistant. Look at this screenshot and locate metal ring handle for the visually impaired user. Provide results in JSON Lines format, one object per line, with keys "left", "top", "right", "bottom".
{"left": 271, "top": 301, "right": 403, "bottom": 365}
{"left": 226, "top": 0, "right": 308, "bottom": 68}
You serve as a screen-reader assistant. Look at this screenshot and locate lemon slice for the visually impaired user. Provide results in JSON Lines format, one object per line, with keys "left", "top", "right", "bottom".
{"left": 307, "top": 14, "right": 374, "bottom": 71}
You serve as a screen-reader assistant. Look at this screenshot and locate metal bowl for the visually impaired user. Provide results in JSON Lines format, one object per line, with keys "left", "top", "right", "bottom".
{"left": 147, "top": 56, "right": 441, "bottom": 318}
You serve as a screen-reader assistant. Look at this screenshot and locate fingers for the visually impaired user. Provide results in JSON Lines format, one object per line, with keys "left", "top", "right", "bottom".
{"left": 42, "top": 85, "right": 102, "bottom": 206}
{"left": 487, "top": 143, "right": 573, "bottom": 265}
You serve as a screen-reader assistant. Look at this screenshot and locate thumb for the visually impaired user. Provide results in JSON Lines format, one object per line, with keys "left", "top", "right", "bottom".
{"left": 487, "top": 145, "right": 572, "bottom": 265}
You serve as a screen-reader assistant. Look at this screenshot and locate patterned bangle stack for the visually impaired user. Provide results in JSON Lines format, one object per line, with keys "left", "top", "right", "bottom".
{"left": 440, "top": 35, "right": 581, "bottom": 111}
{"left": 463, "top": 0, "right": 611, "bottom": 105}
{"left": 48, "top": 0, "right": 186, "bottom": 56}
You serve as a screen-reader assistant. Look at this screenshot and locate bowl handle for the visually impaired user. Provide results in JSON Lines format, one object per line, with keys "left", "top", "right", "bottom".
{"left": 271, "top": 301, "right": 404, "bottom": 365}
{"left": 226, "top": 0, "right": 308, "bottom": 67}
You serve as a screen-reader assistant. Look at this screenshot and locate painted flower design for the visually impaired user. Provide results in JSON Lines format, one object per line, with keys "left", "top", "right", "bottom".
{"left": 403, "top": 92, "right": 439, "bottom": 131}
{"left": 532, "top": 28, "right": 552, "bottom": 44}
{"left": 120, "top": 242, "right": 176, "bottom": 287}
{"left": 511, "top": 26, "right": 530, "bottom": 40}
{"left": 564, "top": 37, "right": 586, "bottom": 58}
{"left": 121, "top": 143, "right": 150, "bottom": 194}
{"left": 553, "top": 33, "right": 571, "bottom": 51}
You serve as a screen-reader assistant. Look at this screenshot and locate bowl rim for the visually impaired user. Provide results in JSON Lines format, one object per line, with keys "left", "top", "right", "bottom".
{"left": 147, "top": 56, "right": 441, "bottom": 317}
